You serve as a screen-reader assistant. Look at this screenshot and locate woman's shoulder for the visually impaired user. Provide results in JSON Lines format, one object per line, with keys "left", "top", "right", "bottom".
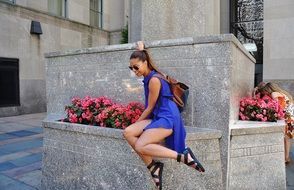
{"left": 271, "top": 92, "right": 285, "bottom": 99}
{"left": 150, "top": 73, "right": 164, "bottom": 83}
{"left": 272, "top": 91, "right": 290, "bottom": 101}
{"left": 148, "top": 76, "right": 161, "bottom": 87}
{"left": 151, "top": 74, "right": 171, "bottom": 87}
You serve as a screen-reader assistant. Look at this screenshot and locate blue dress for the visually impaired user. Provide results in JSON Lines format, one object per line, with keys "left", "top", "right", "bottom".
{"left": 142, "top": 70, "right": 186, "bottom": 153}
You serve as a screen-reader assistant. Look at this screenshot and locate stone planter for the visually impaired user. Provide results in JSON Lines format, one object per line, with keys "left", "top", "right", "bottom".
{"left": 41, "top": 116, "right": 223, "bottom": 190}
{"left": 228, "top": 121, "right": 286, "bottom": 190}
{"left": 44, "top": 35, "right": 256, "bottom": 187}
{"left": 43, "top": 35, "right": 287, "bottom": 189}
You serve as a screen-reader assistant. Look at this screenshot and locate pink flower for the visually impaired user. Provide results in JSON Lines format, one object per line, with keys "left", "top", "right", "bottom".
{"left": 69, "top": 113, "right": 78, "bottom": 123}
{"left": 115, "top": 121, "right": 121, "bottom": 128}
{"left": 240, "top": 101, "right": 245, "bottom": 107}
{"left": 259, "top": 101, "right": 267, "bottom": 109}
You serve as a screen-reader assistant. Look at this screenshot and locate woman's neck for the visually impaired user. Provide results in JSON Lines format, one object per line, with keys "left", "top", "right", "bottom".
{"left": 143, "top": 69, "right": 152, "bottom": 77}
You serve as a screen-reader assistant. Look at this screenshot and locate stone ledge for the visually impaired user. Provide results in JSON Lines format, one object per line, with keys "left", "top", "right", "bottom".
{"left": 230, "top": 120, "right": 285, "bottom": 136}
{"left": 44, "top": 34, "right": 255, "bottom": 62}
{"left": 43, "top": 120, "right": 222, "bottom": 141}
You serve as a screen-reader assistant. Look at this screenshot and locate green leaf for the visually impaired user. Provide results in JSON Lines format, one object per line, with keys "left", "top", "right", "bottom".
{"left": 120, "top": 23, "right": 128, "bottom": 44}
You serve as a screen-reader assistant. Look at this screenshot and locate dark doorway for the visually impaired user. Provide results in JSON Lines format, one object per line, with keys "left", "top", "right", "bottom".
{"left": 230, "top": 0, "right": 263, "bottom": 86}
{"left": 0, "top": 57, "right": 20, "bottom": 107}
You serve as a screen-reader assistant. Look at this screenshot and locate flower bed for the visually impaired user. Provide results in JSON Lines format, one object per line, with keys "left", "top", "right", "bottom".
{"left": 60, "top": 96, "right": 144, "bottom": 129}
{"left": 239, "top": 93, "right": 285, "bottom": 122}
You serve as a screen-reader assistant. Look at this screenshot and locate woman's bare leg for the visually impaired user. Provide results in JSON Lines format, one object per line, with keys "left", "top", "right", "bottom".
{"left": 123, "top": 120, "right": 153, "bottom": 165}
{"left": 285, "top": 136, "right": 291, "bottom": 162}
{"left": 133, "top": 127, "right": 197, "bottom": 187}
{"left": 135, "top": 128, "right": 195, "bottom": 166}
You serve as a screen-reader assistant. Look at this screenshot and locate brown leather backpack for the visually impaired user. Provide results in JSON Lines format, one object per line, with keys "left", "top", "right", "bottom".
{"left": 153, "top": 73, "right": 189, "bottom": 112}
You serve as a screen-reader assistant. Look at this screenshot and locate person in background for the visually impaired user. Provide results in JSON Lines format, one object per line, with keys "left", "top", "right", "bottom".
{"left": 254, "top": 82, "right": 294, "bottom": 164}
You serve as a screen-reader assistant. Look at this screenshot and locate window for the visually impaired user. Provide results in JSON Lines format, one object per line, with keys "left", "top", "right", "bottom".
{"left": 0, "top": 58, "right": 20, "bottom": 107}
{"left": 230, "top": 0, "right": 263, "bottom": 86}
{"left": 48, "top": 0, "right": 67, "bottom": 17}
{"left": 0, "top": 0, "right": 15, "bottom": 4}
{"left": 90, "top": 0, "right": 103, "bottom": 28}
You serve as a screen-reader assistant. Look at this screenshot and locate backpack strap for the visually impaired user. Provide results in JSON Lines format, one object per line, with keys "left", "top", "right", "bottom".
{"left": 153, "top": 73, "right": 170, "bottom": 84}
{"left": 153, "top": 73, "right": 187, "bottom": 109}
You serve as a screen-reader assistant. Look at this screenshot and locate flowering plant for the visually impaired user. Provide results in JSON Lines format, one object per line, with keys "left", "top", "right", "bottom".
{"left": 239, "top": 93, "right": 285, "bottom": 122}
{"left": 61, "top": 96, "right": 144, "bottom": 129}
{"left": 98, "top": 102, "right": 144, "bottom": 129}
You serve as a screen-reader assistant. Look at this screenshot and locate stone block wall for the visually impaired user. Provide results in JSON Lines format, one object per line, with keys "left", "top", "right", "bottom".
{"left": 130, "top": 0, "right": 220, "bottom": 42}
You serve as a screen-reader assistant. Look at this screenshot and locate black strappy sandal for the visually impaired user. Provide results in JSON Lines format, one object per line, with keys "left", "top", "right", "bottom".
{"left": 147, "top": 160, "right": 164, "bottom": 190}
{"left": 176, "top": 147, "right": 205, "bottom": 173}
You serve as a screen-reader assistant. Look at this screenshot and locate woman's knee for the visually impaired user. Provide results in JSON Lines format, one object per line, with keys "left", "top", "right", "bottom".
{"left": 123, "top": 127, "right": 130, "bottom": 138}
{"left": 123, "top": 121, "right": 148, "bottom": 138}
{"left": 123, "top": 126, "right": 136, "bottom": 139}
{"left": 134, "top": 141, "right": 145, "bottom": 154}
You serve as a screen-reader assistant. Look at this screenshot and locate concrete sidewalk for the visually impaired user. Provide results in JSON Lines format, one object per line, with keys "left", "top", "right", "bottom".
{"left": 0, "top": 113, "right": 45, "bottom": 190}
{"left": 0, "top": 113, "right": 293, "bottom": 190}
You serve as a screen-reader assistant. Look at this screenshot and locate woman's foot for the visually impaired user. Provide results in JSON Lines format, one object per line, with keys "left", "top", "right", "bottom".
{"left": 285, "top": 157, "right": 291, "bottom": 165}
{"left": 176, "top": 147, "right": 205, "bottom": 172}
{"left": 147, "top": 160, "right": 164, "bottom": 190}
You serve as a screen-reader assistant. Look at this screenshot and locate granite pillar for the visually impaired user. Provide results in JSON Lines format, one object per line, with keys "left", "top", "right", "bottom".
{"left": 129, "top": 0, "right": 220, "bottom": 42}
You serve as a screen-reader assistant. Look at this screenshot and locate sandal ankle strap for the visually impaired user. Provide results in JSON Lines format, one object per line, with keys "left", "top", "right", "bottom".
{"left": 184, "top": 151, "right": 189, "bottom": 164}
{"left": 147, "top": 159, "right": 156, "bottom": 169}
{"left": 177, "top": 153, "right": 181, "bottom": 162}
{"left": 151, "top": 164, "right": 160, "bottom": 176}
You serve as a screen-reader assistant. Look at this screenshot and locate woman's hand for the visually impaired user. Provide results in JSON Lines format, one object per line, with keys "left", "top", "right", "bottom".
{"left": 136, "top": 41, "right": 145, "bottom": 51}
{"left": 252, "top": 87, "right": 258, "bottom": 98}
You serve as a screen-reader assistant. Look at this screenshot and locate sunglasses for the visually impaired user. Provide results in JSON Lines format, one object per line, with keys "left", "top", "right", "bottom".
{"left": 129, "top": 62, "right": 143, "bottom": 71}
{"left": 128, "top": 65, "right": 140, "bottom": 71}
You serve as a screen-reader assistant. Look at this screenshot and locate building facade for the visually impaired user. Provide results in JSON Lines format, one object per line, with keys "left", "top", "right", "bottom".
{"left": 0, "top": 0, "right": 129, "bottom": 117}
{"left": 0, "top": 0, "right": 293, "bottom": 117}
{"left": 263, "top": 0, "right": 294, "bottom": 96}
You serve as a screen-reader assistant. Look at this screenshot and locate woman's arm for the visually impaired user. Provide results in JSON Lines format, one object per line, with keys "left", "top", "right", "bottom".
{"left": 271, "top": 92, "right": 284, "bottom": 100}
{"left": 252, "top": 87, "right": 258, "bottom": 98}
{"left": 137, "top": 77, "right": 161, "bottom": 122}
